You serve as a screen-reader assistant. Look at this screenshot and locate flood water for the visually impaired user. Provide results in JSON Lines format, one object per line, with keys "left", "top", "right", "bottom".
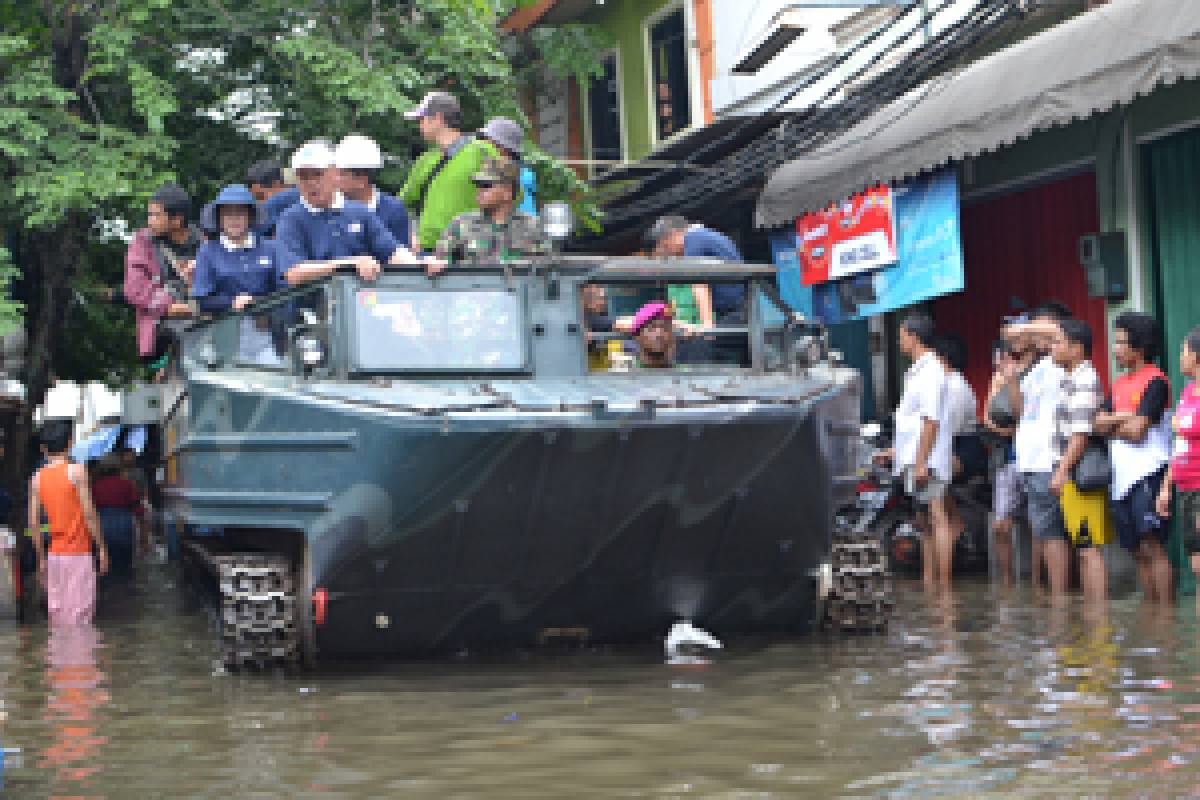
{"left": 5, "top": 567, "right": 1200, "bottom": 798}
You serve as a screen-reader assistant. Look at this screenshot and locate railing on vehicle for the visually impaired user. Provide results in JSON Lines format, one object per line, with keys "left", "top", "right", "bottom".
{"left": 177, "top": 257, "right": 826, "bottom": 380}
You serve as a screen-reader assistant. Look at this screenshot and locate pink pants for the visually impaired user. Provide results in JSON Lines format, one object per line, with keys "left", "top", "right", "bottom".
{"left": 47, "top": 554, "right": 96, "bottom": 626}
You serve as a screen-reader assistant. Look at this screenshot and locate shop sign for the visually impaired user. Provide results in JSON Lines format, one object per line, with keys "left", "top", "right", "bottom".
{"left": 772, "top": 169, "right": 964, "bottom": 324}
{"left": 796, "top": 185, "right": 897, "bottom": 286}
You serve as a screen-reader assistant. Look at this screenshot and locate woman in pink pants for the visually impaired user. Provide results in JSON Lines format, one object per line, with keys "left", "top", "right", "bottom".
{"left": 28, "top": 420, "right": 109, "bottom": 626}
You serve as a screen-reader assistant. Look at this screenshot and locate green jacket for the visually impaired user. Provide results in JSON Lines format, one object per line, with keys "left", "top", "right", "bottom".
{"left": 402, "top": 137, "right": 499, "bottom": 251}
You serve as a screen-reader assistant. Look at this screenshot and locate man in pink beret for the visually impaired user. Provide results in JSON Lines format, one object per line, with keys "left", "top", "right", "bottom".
{"left": 631, "top": 302, "right": 675, "bottom": 369}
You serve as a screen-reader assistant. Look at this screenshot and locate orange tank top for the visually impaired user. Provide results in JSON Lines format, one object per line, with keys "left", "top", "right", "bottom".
{"left": 38, "top": 461, "right": 93, "bottom": 555}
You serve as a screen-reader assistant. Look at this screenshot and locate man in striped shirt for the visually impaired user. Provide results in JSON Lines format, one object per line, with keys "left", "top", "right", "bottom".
{"left": 1050, "top": 318, "right": 1110, "bottom": 600}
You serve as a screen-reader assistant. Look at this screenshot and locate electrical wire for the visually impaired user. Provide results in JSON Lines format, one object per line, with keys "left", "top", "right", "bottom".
{"left": 582, "top": 0, "right": 1028, "bottom": 240}
{"left": 607, "top": 0, "right": 1015, "bottom": 224}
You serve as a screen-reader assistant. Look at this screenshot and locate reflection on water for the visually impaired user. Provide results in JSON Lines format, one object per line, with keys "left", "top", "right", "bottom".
{"left": 5, "top": 569, "right": 1200, "bottom": 796}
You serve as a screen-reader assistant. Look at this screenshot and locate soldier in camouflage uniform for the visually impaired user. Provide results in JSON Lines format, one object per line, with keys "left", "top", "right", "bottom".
{"left": 435, "top": 158, "right": 550, "bottom": 266}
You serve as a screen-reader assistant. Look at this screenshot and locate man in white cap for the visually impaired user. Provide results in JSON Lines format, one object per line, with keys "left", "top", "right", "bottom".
{"left": 400, "top": 91, "right": 498, "bottom": 253}
{"left": 334, "top": 134, "right": 411, "bottom": 245}
{"left": 275, "top": 139, "right": 439, "bottom": 285}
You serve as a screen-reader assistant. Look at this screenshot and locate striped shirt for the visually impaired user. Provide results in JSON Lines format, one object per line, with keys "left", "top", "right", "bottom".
{"left": 1053, "top": 360, "right": 1102, "bottom": 463}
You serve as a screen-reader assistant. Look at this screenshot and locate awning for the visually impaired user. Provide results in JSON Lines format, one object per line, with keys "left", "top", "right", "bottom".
{"left": 756, "top": 0, "right": 1200, "bottom": 226}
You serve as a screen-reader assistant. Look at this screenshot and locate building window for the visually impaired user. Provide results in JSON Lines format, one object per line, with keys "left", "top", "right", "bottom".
{"left": 649, "top": 7, "right": 692, "bottom": 141}
{"left": 587, "top": 53, "right": 623, "bottom": 167}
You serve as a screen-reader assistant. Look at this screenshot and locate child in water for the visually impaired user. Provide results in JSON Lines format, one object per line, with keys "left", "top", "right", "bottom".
{"left": 29, "top": 420, "right": 109, "bottom": 625}
{"left": 1158, "top": 325, "right": 1200, "bottom": 589}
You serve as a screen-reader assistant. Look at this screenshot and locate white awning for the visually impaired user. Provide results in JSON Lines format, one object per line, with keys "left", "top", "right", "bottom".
{"left": 756, "top": 0, "right": 1200, "bottom": 227}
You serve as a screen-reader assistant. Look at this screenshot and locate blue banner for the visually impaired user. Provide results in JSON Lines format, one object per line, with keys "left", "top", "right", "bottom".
{"left": 772, "top": 169, "right": 964, "bottom": 323}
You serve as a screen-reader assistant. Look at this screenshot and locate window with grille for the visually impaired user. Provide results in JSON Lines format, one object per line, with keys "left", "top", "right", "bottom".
{"left": 587, "top": 53, "right": 623, "bottom": 168}
{"left": 650, "top": 8, "right": 692, "bottom": 141}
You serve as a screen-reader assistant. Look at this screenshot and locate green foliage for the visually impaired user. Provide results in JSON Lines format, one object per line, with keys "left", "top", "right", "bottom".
{"left": 0, "top": 0, "right": 604, "bottom": 395}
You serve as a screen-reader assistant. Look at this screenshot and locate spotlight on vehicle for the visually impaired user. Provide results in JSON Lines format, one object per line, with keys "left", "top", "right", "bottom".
{"left": 542, "top": 202, "right": 574, "bottom": 242}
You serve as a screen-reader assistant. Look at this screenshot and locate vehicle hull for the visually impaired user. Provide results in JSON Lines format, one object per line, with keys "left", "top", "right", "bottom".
{"left": 168, "top": 375, "right": 857, "bottom": 657}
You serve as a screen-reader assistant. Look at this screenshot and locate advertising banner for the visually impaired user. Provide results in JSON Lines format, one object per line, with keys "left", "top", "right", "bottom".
{"left": 772, "top": 169, "right": 964, "bottom": 324}
{"left": 797, "top": 185, "right": 897, "bottom": 285}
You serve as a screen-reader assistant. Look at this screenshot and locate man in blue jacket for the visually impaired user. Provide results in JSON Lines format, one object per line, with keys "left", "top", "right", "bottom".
{"left": 274, "top": 140, "right": 440, "bottom": 286}
{"left": 335, "top": 134, "right": 411, "bottom": 245}
{"left": 247, "top": 160, "right": 300, "bottom": 238}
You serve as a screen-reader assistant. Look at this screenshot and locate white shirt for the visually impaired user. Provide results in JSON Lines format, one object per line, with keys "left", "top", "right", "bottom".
{"left": 219, "top": 233, "right": 256, "bottom": 251}
{"left": 1015, "top": 355, "right": 1064, "bottom": 473}
{"left": 943, "top": 371, "right": 978, "bottom": 436}
{"left": 894, "top": 351, "right": 952, "bottom": 481}
{"left": 300, "top": 191, "right": 346, "bottom": 213}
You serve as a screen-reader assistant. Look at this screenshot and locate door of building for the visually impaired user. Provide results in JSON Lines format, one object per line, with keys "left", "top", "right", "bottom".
{"left": 1145, "top": 126, "right": 1200, "bottom": 585}
{"left": 933, "top": 171, "right": 1109, "bottom": 406}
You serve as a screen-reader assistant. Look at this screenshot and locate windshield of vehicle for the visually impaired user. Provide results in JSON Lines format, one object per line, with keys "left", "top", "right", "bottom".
{"left": 351, "top": 288, "right": 526, "bottom": 372}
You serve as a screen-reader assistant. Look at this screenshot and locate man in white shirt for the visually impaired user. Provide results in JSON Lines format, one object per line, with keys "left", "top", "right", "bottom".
{"left": 1003, "top": 303, "right": 1072, "bottom": 595}
{"left": 890, "top": 313, "right": 954, "bottom": 588}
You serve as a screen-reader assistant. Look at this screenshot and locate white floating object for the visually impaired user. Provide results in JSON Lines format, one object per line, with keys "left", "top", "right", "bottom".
{"left": 665, "top": 621, "right": 722, "bottom": 665}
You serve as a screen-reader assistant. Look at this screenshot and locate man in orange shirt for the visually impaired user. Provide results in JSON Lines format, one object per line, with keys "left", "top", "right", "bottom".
{"left": 29, "top": 420, "right": 109, "bottom": 626}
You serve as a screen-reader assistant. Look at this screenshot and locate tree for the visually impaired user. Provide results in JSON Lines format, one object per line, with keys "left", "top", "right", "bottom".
{"left": 0, "top": 0, "right": 603, "bottom": 520}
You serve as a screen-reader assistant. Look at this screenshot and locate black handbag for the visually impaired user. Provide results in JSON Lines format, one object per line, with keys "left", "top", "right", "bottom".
{"left": 1071, "top": 438, "right": 1111, "bottom": 492}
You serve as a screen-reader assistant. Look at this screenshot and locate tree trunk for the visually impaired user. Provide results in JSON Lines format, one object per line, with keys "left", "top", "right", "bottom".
{"left": 5, "top": 217, "right": 89, "bottom": 531}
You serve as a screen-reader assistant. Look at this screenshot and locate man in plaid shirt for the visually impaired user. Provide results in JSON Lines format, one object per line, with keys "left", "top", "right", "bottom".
{"left": 1050, "top": 318, "right": 1111, "bottom": 600}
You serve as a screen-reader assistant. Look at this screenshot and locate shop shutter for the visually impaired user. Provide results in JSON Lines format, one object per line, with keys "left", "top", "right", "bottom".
{"left": 932, "top": 171, "right": 1109, "bottom": 410}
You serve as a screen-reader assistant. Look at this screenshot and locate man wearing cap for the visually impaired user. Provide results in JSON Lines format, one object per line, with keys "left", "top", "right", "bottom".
{"left": 630, "top": 302, "right": 676, "bottom": 369}
{"left": 334, "top": 134, "right": 411, "bottom": 245}
{"left": 247, "top": 160, "right": 301, "bottom": 238}
{"left": 401, "top": 91, "right": 499, "bottom": 252}
{"left": 478, "top": 117, "right": 537, "bottom": 215}
{"left": 434, "top": 158, "right": 550, "bottom": 265}
{"left": 192, "top": 184, "right": 283, "bottom": 313}
{"left": 275, "top": 139, "right": 435, "bottom": 286}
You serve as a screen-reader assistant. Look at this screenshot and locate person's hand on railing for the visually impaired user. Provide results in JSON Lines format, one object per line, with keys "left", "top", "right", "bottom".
{"left": 232, "top": 294, "right": 255, "bottom": 311}
{"left": 422, "top": 256, "right": 447, "bottom": 277}
{"left": 349, "top": 255, "right": 381, "bottom": 282}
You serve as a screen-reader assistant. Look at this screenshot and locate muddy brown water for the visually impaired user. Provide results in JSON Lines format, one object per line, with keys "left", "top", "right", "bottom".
{"left": 4, "top": 566, "right": 1200, "bottom": 798}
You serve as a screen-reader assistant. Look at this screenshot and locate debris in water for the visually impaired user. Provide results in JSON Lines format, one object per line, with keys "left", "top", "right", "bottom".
{"left": 665, "top": 620, "right": 722, "bottom": 665}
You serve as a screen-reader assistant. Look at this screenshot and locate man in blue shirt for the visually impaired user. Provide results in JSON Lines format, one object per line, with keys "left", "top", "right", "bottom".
{"left": 648, "top": 216, "right": 748, "bottom": 365}
{"left": 334, "top": 134, "right": 411, "bottom": 244}
{"left": 247, "top": 160, "right": 301, "bottom": 238}
{"left": 648, "top": 216, "right": 746, "bottom": 322}
{"left": 191, "top": 184, "right": 283, "bottom": 313}
{"left": 274, "top": 140, "right": 440, "bottom": 286}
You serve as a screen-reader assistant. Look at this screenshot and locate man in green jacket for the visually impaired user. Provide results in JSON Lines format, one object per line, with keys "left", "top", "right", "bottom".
{"left": 402, "top": 91, "right": 498, "bottom": 252}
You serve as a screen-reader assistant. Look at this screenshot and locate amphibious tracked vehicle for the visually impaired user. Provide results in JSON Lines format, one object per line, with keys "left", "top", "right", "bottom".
{"left": 160, "top": 257, "right": 887, "bottom": 665}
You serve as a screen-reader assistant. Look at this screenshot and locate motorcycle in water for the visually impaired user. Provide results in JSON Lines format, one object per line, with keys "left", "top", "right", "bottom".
{"left": 846, "top": 422, "right": 992, "bottom": 577}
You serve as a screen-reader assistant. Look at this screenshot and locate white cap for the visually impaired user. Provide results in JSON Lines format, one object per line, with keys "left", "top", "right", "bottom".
{"left": 290, "top": 139, "right": 335, "bottom": 170}
{"left": 334, "top": 134, "right": 384, "bottom": 170}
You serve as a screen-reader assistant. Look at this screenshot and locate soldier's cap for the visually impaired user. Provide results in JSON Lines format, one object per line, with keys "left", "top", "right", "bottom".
{"left": 472, "top": 158, "right": 521, "bottom": 188}
{"left": 404, "top": 91, "right": 460, "bottom": 120}
{"left": 631, "top": 302, "right": 673, "bottom": 335}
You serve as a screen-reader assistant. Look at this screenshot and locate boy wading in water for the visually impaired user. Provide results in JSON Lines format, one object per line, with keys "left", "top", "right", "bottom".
{"left": 29, "top": 420, "right": 109, "bottom": 625}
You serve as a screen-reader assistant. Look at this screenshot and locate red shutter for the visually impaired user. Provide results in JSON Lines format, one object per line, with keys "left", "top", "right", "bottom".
{"left": 933, "top": 171, "right": 1109, "bottom": 411}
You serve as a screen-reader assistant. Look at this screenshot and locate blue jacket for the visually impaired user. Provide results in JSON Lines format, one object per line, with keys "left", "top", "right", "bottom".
{"left": 192, "top": 236, "right": 283, "bottom": 313}
{"left": 369, "top": 191, "right": 411, "bottom": 247}
{"left": 258, "top": 187, "right": 302, "bottom": 237}
{"left": 274, "top": 198, "right": 402, "bottom": 283}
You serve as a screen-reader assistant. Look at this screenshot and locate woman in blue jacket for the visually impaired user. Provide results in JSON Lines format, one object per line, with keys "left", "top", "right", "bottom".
{"left": 192, "top": 184, "right": 283, "bottom": 313}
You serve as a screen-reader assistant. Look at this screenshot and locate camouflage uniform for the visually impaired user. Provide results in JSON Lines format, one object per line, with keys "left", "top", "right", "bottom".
{"left": 435, "top": 209, "right": 551, "bottom": 265}
{"left": 435, "top": 157, "right": 552, "bottom": 265}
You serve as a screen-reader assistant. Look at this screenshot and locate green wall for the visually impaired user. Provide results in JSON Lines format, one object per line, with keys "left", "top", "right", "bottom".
{"left": 582, "top": 0, "right": 674, "bottom": 161}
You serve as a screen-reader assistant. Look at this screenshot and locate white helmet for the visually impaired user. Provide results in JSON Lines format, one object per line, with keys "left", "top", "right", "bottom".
{"left": 291, "top": 139, "right": 335, "bottom": 170}
{"left": 335, "top": 134, "right": 384, "bottom": 170}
